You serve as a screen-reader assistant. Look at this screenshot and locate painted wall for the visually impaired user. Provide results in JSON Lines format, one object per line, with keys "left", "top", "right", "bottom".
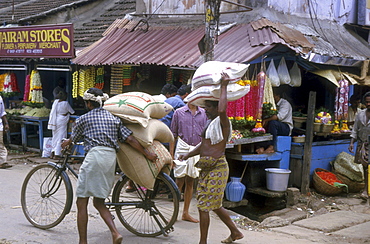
{"left": 136, "top": 0, "right": 240, "bottom": 15}
{"left": 137, "top": 0, "right": 358, "bottom": 24}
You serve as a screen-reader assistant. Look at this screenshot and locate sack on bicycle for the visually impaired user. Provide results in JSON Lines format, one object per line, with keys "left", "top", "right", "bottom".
{"left": 117, "top": 140, "right": 172, "bottom": 190}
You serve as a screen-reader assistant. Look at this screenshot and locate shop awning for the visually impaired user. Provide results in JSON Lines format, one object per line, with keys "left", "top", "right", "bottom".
{"left": 73, "top": 18, "right": 314, "bottom": 68}
{"left": 72, "top": 26, "right": 205, "bottom": 67}
{"left": 310, "top": 69, "right": 358, "bottom": 87}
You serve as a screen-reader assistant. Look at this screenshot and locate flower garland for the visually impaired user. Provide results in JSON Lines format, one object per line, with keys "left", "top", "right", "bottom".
{"left": 1, "top": 72, "right": 21, "bottom": 97}
{"left": 72, "top": 71, "right": 79, "bottom": 98}
{"left": 23, "top": 74, "right": 31, "bottom": 101}
{"left": 30, "top": 70, "right": 43, "bottom": 103}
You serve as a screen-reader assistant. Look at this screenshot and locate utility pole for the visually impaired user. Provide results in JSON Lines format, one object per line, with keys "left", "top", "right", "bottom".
{"left": 204, "top": 0, "right": 221, "bottom": 62}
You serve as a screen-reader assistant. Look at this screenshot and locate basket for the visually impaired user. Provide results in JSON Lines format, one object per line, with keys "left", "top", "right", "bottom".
{"left": 336, "top": 173, "right": 365, "bottom": 193}
{"left": 293, "top": 117, "right": 307, "bottom": 129}
{"left": 313, "top": 123, "right": 321, "bottom": 132}
{"left": 293, "top": 136, "right": 305, "bottom": 143}
{"left": 313, "top": 168, "right": 345, "bottom": 196}
{"left": 322, "top": 124, "right": 334, "bottom": 133}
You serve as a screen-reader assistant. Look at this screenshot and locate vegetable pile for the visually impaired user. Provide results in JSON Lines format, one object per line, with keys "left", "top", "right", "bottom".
{"left": 316, "top": 171, "right": 342, "bottom": 185}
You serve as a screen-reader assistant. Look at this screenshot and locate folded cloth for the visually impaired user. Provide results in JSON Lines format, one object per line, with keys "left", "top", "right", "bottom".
{"left": 205, "top": 116, "right": 232, "bottom": 145}
{"left": 174, "top": 137, "right": 200, "bottom": 178}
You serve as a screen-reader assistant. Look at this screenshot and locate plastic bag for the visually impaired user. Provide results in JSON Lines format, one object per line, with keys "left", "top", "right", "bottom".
{"left": 42, "top": 137, "right": 53, "bottom": 158}
{"left": 277, "top": 57, "right": 291, "bottom": 85}
{"left": 266, "top": 59, "right": 280, "bottom": 87}
{"left": 333, "top": 151, "right": 364, "bottom": 182}
{"left": 289, "top": 62, "right": 302, "bottom": 87}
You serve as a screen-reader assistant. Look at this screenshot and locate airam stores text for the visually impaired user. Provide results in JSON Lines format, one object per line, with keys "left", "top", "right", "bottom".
{"left": 0, "top": 25, "right": 73, "bottom": 57}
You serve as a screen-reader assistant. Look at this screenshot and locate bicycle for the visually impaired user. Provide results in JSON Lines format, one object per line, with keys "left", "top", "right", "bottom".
{"left": 20, "top": 144, "right": 180, "bottom": 237}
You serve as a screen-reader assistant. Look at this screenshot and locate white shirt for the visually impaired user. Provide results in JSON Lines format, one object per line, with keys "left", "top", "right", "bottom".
{"left": 276, "top": 98, "right": 293, "bottom": 134}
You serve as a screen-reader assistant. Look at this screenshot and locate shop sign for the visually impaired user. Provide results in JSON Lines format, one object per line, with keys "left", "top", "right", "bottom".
{"left": 0, "top": 24, "right": 74, "bottom": 58}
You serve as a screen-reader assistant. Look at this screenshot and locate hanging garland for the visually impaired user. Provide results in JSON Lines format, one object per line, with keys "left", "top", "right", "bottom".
{"left": 72, "top": 70, "right": 79, "bottom": 98}
{"left": 22, "top": 70, "right": 44, "bottom": 107}
{"left": 1, "top": 72, "right": 21, "bottom": 97}
{"left": 23, "top": 74, "right": 31, "bottom": 101}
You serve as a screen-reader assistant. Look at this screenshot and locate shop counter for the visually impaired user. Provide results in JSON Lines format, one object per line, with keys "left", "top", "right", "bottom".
{"left": 226, "top": 136, "right": 292, "bottom": 190}
{"left": 8, "top": 115, "right": 50, "bottom": 153}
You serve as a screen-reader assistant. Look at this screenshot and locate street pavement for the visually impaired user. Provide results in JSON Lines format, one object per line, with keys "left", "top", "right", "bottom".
{"left": 1, "top": 152, "right": 370, "bottom": 243}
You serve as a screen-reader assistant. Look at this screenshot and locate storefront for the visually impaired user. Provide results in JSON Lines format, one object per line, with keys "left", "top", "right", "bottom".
{"left": 0, "top": 23, "right": 75, "bottom": 152}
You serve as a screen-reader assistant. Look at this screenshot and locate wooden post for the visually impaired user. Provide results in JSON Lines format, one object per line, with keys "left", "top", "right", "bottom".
{"left": 204, "top": 0, "right": 221, "bottom": 62}
{"left": 301, "top": 91, "right": 316, "bottom": 194}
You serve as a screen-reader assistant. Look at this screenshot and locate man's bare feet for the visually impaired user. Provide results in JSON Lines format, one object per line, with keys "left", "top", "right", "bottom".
{"left": 182, "top": 213, "right": 199, "bottom": 223}
{"left": 256, "top": 147, "right": 265, "bottom": 154}
{"left": 221, "top": 232, "right": 244, "bottom": 243}
{"left": 113, "top": 234, "right": 123, "bottom": 244}
{"left": 264, "top": 145, "right": 275, "bottom": 154}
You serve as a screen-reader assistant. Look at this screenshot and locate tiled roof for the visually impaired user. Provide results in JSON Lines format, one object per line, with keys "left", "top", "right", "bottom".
{"left": 0, "top": 0, "right": 137, "bottom": 49}
{"left": 0, "top": 0, "right": 89, "bottom": 24}
{"left": 74, "top": 0, "right": 136, "bottom": 48}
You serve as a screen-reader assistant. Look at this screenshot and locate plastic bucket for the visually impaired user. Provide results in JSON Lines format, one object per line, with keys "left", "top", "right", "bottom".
{"left": 265, "top": 168, "right": 291, "bottom": 192}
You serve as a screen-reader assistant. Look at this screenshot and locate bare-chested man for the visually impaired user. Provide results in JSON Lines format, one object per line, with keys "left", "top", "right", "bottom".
{"left": 179, "top": 73, "right": 244, "bottom": 244}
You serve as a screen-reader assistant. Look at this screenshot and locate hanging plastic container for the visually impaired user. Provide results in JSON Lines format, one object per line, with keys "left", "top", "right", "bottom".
{"left": 225, "top": 177, "right": 246, "bottom": 202}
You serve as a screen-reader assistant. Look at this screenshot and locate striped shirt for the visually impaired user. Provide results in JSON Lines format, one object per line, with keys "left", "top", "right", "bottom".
{"left": 170, "top": 105, "right": 207, "bottom": 146}
{"left": 71, "top": 107, "right": 132, "bottom": 152}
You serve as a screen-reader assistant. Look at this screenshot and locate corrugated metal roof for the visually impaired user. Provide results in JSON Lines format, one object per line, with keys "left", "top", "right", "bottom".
{"left": 73, "top": 26, "right": 204, "bottom": 67}
{"left": 74, "top": 19, "right": 311, "bottom": 67}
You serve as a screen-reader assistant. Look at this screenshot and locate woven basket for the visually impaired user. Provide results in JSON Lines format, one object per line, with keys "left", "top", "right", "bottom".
{"left": 336, "top": 173, "right": 365, "bottom": 193}
{"left": 313, "top": 168, "right": 345, "bottom": 196}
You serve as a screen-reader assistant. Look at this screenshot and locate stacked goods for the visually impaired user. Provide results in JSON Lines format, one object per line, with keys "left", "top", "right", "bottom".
{"left": 185, "top": 61, "right": 250, "bottom": 106}
{"left": 103, "top": 92, "right": 173, "bottom": 128}
{"left": 110, "top": 65, "right": 124, "bottom": 95}
{"left": 104, "top": 92, "right": 174, "bottom": 190}
{"left": 94, "top": 67, "right": 104, "bottom": 90}
{"left": 122, "top": 65, "right": 135, "bottom": 86}
{"left": 125, "top": 119, "right": 174, "bottom": 148}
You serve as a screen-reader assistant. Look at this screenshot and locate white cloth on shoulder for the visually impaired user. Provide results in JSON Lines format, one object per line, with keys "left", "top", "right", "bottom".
{"left": 204, "top": 116, "right": 232, "bottom": 145}
{"left": 174, "top": 137, "right": 200, "bottom": 178}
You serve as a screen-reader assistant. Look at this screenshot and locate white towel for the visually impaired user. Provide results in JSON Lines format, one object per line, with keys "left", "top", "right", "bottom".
{"left": 174, "top": 137, "right": 200, "bottom": 178}
{"left": 205, "top": 116, "right": 232, "bottom": 145}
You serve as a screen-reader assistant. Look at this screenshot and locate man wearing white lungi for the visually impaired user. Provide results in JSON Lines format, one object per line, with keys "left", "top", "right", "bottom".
{"left": 47, "top": 90, "right": 74, "bottom": 159}
{"left": 170, "top": 103, "right": 207, "bottom": 223}
{"left": 62, "top": 88, "right": 157, "bottom": 244}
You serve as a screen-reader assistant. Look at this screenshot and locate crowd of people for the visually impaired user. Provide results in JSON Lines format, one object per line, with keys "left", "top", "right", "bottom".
{"left": 3, "top": 71, "right": 370, "bottom": 244}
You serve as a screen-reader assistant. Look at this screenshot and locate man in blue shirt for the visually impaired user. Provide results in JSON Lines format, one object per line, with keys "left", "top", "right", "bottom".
{"left": 160, "top": 84, "right": 191, "bottom": 128}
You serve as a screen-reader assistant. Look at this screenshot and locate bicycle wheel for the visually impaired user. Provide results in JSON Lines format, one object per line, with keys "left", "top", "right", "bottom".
{"left": 112, "top": 172, "right": 180, "bottom": 237}
{"left": 21, "top": 163, "right": 73, "bottom": 229}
